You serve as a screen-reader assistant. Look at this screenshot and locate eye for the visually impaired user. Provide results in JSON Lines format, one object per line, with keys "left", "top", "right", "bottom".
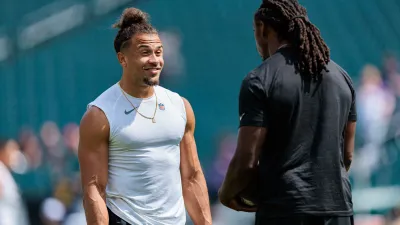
{"left": 141, "top": 51, "right": 150, "bottom": 55}
{"left": 155, "top": 50, "right": 163, "bottom": 56}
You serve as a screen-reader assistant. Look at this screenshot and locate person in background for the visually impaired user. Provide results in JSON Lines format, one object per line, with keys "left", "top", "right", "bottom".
{"left": 353, "top": 64, "right": 395, "bottom": 187}
{"left": 14, "top": 128, "right": 53, "bottom": 225}
{"left": 0, "top": 137, "right": 30, "bottom": 225}
{"left": 206, "top": 133, "right": 255, "bottom": 225}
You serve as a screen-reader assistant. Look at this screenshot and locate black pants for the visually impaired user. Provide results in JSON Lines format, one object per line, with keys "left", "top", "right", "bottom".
{"left": 108, "top": 208, "right": 132, "bottom": 225}
{"left": 256, "top": 216, "right": 354, "bottom": 225}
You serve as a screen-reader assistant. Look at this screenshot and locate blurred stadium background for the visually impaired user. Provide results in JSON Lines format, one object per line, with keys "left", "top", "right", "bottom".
{"left": 1, "top": 0, "right": 400, "bottom": 224}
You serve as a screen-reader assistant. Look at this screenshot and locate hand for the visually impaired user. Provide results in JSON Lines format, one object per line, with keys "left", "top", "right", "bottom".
{"left": 225, "top": 198, "right": 258, "bottom": 212}
{"left": 218, "top": 189, "right": 257, "bottom": 212}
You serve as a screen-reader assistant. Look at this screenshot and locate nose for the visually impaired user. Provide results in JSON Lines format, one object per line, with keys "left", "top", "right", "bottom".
{"left": 147, "top": 53, "right": 159, "bottom": 65}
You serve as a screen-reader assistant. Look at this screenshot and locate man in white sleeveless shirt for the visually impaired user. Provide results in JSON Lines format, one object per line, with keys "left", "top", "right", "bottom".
{"left": 78, "top": 8, "right": 212, "bottom": 225}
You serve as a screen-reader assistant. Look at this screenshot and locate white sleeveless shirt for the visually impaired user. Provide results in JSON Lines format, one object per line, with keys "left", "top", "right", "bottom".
{"left": 88, "top": 83, "right": 187, "bottom": 225}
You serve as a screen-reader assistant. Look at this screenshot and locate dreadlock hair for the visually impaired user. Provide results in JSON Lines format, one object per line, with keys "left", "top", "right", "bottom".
{"left": 254, "top": 0, "right": 330, "bottom": 77}
{"left": 113, "top": 8, "right": 158, "bottom": 53}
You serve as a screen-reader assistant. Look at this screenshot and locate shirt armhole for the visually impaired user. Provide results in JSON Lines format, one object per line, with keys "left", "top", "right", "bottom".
{"left": 87, "top": 100, "right": 116, "bottom": 140}
{"left": 164, "top": 90, "right": 187, "bottom": 122}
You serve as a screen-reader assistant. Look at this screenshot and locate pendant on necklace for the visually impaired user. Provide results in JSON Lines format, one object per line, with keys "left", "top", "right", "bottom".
{"left": 152, "top": 118, "right": 156, "bottom": 123}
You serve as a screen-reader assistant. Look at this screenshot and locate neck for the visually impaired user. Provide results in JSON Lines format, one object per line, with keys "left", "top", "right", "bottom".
{"left": 119, "top": 74, "right": 154, "bottom": 99}
{"left": 268, "top": 38, "right": 290, "bottom": 56}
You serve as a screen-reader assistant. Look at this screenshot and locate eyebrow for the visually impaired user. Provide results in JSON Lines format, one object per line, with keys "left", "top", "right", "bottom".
{"left": 138, "top": 44, "right": 163, "bottom": 49}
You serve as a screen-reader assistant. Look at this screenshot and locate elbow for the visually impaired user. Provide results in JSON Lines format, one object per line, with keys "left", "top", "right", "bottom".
{"left": 83, "top": 177, "right": 107, "bottom": 202}
{"left": 345, "top": 154, "right": 353, "bottom": 163}
{"left": 344, "top": 152, "right": 353, "bottom": 171}
{"left": 344, "top": 158, "right": 352, "bottom": 171}
{"left": 344, "top": 145, "right": 354, "bottom": 172}
{"left": 83, "top": 185, "right": 106, "bottom": 198}
{"left": 182, "top": 169, "right": 203, "bottom": 186}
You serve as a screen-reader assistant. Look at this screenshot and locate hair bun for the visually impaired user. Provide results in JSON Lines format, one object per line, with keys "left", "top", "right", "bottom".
{"left": 113, "top": 8, "right": 150, "bottom": 29}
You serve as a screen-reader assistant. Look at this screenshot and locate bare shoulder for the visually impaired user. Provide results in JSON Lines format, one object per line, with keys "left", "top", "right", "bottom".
{"left": 79, "top": 106, "right": 110, "bottom": 142}
{"left": 181, "top": 97, "right": 195, "bottom": 131}
{"left": 181, "top": 97, "right": 192, "bottom": 112}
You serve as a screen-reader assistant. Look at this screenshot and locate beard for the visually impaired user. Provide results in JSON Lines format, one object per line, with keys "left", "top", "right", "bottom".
{"left": 143, "top": 77, "right": 159, "bottom": 86}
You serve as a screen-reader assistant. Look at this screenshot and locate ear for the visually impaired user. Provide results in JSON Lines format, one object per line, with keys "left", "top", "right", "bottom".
{"left": 117, "top": 52, "right": 127, "bottom": 68}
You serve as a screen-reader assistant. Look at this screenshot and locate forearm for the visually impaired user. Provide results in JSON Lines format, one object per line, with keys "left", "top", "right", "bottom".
{"left": 83, "top": 183, "right": 109, "bottom": 225}
{"left": 182, "top": 171, "right": 212, "bottom": 225}
{"left": 219, "top": 157, "right": 256, "bottom": 202}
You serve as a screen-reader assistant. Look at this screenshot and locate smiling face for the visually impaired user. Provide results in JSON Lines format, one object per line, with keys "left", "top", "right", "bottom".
{"left": 117, "top": 33, "right": 164, "bottom": 87}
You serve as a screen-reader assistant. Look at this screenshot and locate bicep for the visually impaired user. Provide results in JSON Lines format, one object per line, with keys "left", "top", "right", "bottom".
{"left": 78, "top": 107, "right": 110, "bottom": 191}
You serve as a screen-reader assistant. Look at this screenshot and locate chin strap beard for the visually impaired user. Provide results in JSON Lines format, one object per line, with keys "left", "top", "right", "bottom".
{"left": 143, "top": 77, "right": 159, "bottom": 86}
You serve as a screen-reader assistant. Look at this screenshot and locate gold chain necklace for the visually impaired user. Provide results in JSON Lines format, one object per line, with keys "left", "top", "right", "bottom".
{"left": 118, "top": 83, "right": 158, "bottom": 123}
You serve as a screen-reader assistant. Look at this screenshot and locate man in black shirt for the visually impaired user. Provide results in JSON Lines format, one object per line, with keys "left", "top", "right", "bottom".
{"left": 218, "top": 0, "right": 357, "bottom": 224}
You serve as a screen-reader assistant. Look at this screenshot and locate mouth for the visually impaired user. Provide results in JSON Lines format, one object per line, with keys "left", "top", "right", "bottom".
{"left": 143, "top": 67, "right": 162, "bottom": 75}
